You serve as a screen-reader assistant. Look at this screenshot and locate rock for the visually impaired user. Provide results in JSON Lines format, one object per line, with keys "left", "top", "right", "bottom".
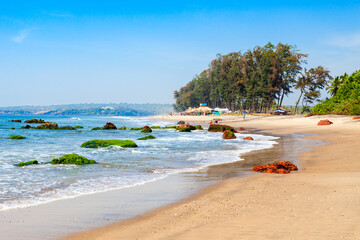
{"left": 176, "top": 124, "right": 195, "bottom": 132}
{"left": 20, "top": 125, "right": 32, "bottom": 129}
{"left": 208, "top": 124, "right": 235, "bottom": 132}
{"left": 118, "top": 126, "right": 126, "bottom": 130}
{"left": 353, "top": 116, "right": 360, "bottom": 120}
{"left": 74, "top": 126, "right": 84, "bottom": 129}
{"left": 150, "top": 126, "right": 161, "bottom": 129}
{"left": 141, "top": 126, "right": 152, "bottom": 133}
{"left": 37, "top": 123, "right": 59, "bottom": 129}
{"left": 243, "top": 136, "right": 254, "bottom": 140}
{"left": 161, "top": 126, "right": 177, "bottom": 129}
{"left": 15, "top": 160, "right": 38, "bottom": 167}
{"left": 305, "top": 113, "right": 314, "bottom": 117}
{"left": 91, "top": 127, "right": 103, "bottom": 130}
{"left": 252, "top": 161, "right": 298, "bottom": 174}
{"left": 177, "top": 121, "right": 185, "bottom": 125}
{"left": 103, "top": 122, "right": 117, "bottom": 129}
{"left": 59, "top": 126, "right": 76, "bottom": 130}
{"left": 137, "top": 135, "right": 156, "bottom": 140}
{"left": 195, "top": 125, "right": 204, "bottom": 130}
{"left": 50, "top": 153, "right": 96, "bottom": 165}
{"left": 222, "top": 130, "right": 236, "bottom": 139}
{"left": 317, "top": 119, "right": 333, "bottom": 126}
{"left": 130, "top": 127, "right": 142, "bottom": 130}
{"left": 238, "top": 127, "right": 246, "bottom": 131}
{"left": 10, "top": 128, "right": 15, "bottom": 130}
{"left": 81, "top": 139, "right": 138, "bottom": 148}
{"left": 8, "top": 135, "right": 26, "bottom": 139}
{"left": 9, "top": 119, "right": 21, "bottom": 122}
{"left": 24, "top": 119, "right": 45, "bottom": 124}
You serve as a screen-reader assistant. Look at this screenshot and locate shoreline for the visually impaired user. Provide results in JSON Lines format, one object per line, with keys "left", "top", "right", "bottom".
{"left": 60, "top": 114, "right": 360, "bottom": 239}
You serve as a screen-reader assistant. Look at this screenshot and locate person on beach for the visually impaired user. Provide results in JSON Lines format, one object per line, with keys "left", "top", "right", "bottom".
{"left": 243, "top": 111, "right": 246, "bottom": 119}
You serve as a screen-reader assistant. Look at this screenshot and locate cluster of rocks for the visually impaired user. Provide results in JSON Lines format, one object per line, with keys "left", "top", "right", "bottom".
{"left": 317, "top": 119, "right": 333, "bottom": 125}
{"left": 253, "top": 161, "right": 298, "bottom": 174}
{"left": 9, "top": 119, "right": 22, "bottom": 122}
{"left": 24, "top": 119, "right": 45, "bottom": 123}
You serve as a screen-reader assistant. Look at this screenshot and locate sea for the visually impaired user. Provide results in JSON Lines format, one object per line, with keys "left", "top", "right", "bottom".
{"left": 0, "top": 115, "right": 278, "bottom": 212}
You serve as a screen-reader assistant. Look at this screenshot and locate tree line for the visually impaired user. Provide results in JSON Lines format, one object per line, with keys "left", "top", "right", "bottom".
{"left": 173, "top": 42, "right": 332, "bottom": 113}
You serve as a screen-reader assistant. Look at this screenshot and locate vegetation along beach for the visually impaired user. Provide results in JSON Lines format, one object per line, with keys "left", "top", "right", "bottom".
{"left": 1, "top": 1, "right": 359, "bottom": 240}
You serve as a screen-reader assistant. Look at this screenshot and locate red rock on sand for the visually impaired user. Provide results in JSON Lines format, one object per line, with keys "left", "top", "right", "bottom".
{"left": 238, "top": 127, "right": 246, "bottom": 131}
{"left": 305, "top": 113, "right": 314, "bottom": 117}
{"left": 317, "top": 119, "right": 333, "bottom": 126}
{"left": 353, "top": 116, "right": 360, "bottom": 120}
{"left": 243, "top": 136, "right": 254, "bottom": 140}
{"left": 252, "top": 161, "right": 298, "bottom": 174}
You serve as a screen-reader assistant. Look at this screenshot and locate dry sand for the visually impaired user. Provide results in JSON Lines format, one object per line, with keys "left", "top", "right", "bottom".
{"left": 62, "top": 115, "right": 360, "bottom": 240}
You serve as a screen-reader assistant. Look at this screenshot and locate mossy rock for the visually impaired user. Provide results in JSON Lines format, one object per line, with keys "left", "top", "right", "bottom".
{"left": 74, "top": 126, "right": 84, "bottom": 129}
{"left": 103, "top": 122, "right": 117, "bottom": 129}
{"left": 37, "top": 123, "right": 59, "bottom": 130}
{"left": 50, "top": 153, "right": 96, "bottom": 165}
{"left": 137, "top": 135, "right": 156, "bottom": 140}
{"left": 15, "top": 160, "right": 38, "bottom": 167}
{"left": 81, "top": 139, "right": 138, "bottom": 148}
{"left": 161, "top": 126, "right": 177, "bottom": 129}
{"left": 59, "top": 126, "right": 76, "bottom": 130}
{"left": 24, "top": 119, "right": 45, "bottom": 124}
{"left": 176, "top": 124, "right": 196, "bottom": 132}
{"left": 8, "top": 135, "right": 26, "bottom": 139}
{"left": 118, "top": 126, "right": 126, "bottom": 130}
{"left": 208, "top": 124, "right": 235, "bottom": 132}
{"left": 177, "top": 121, "right": 185, "bottom": 125}
{"left": 195, "top": 125, "right": 204, "bottom": 130}
{"left": 20, "top": 125, "right": 34, "bottom": 129}
{"left": 150, "top": 126, "right": 161, "bottom": 129}
{"left": 222, "top": 130, "right": 236, "bottom": 139}
{"left": 130, "top": 127, "right": 142, "bottom": 130}
{"left": 10, "top": 127, "right": 15, "bottom": 130}
{"left": 140, "top": 126, "right": 152, "bottom": 133}
{"left": 91, "top": 127, "right": 103, "bottom": 130}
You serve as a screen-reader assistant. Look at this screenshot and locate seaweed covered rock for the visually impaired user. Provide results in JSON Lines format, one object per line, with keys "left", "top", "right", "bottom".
{"left": 59, "top": 126, "right": 76, "bottom": 130}
{"left": 317, "top": 119, "right": 333, "bottom": 126}
{"left": 177, "top": 121, "right": 185, "bottom": 125}
{"left": 8, "top": 135, "right": 26, "bottom": 139}
{"left": 137, "top": 135, "right": 156, "bottom": 140}
{"left": 24, "top": 119, "right": 45, "bottom": 124}
{"left": 243, "top": 136, "right": 254, "bottom": 141}
{"left": 10, "top": 127, "right": 15, "bottom": 130}
{"left": 222, "top": 130, "right": 236, "bottom": 139}
{"left": 20, "top": 124, "right": 32, "bottom": 129}
{"left": 50, "top": 153, "right": 96, "bottom": 165}
{"left": 81, "top": 139, "right": 138, "bottom": 148}
{"left": 176, "top": 124, "right": 194, "bottom": 132}
{"left": 161, "top": 126, "right": 177, "bottom": 129}
{"left": 103, "top": 122, "right": 117, "bottom": 129}
{"left": 74, "top": 125, "right": 84, "bottom": 129}
{"left": 9, "top": 119, "right": 22, "bottom": 122}
{"left": 195, "top": 125, "right": 203, "bottom": 130}
{"left": 150, "top": 126, "right": 161, "bottom": 129}
{"left": 15, "top": 160, "right": 38, "bottom": 167}
{"left": 37, "top": 123, "right": 59, "bottom": 129}
{"left": 140, "top": 126, "right": 152, "bottom": 133}
{"left": 118, "top": 126, "right": 126, "bottom": 130}
{"left": 252, "top": 161, "right": 298, "bottom": 174}
{"left": 208, "top": 124, "right": 235, "bottom": 132}
{"left": 91, "top": 127, "right": 102, "bottom": 130}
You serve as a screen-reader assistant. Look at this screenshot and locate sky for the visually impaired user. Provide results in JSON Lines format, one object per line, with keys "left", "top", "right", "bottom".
{"left": 1, "top": 0, "right": 360, "bottom": 107}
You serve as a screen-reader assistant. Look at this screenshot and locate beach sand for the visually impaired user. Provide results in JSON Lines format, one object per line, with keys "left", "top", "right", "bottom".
{"left": 61, "top": 115, "right": 360, "bottom": 240}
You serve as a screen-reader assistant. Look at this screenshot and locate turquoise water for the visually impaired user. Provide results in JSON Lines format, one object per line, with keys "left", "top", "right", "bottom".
{"left": 0, "top": 115, "right": 278, "bottom": 211}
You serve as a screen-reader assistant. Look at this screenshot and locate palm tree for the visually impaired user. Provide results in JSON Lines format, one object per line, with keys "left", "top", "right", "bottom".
{"left": 326, "top": 73, "right": 347, "bottom": 96}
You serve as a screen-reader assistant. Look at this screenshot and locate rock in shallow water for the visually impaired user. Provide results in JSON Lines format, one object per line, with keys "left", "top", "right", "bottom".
{"left": 81, "top": 139, "right": 138, "bottom": 148}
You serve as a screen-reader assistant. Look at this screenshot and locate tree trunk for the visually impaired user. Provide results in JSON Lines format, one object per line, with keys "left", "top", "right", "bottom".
{"left": 279, "top": 90, "right": 285, "bottom": 108}
{"left": 294, "top": 90, "right": 303, "bottom": 115}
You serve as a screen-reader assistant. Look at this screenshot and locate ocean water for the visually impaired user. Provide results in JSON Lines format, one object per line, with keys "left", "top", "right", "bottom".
{"left": 0, "top": 115, "right": 278, "bottom": 211}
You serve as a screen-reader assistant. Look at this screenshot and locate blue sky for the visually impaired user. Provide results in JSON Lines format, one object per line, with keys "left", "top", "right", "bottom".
{"left": 1, "top": 1, "right": 360, "bottom": 107}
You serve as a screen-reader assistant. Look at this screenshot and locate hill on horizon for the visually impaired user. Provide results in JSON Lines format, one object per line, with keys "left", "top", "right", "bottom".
{"left": 0, "top": 103, "right": 174, "bottom": 116}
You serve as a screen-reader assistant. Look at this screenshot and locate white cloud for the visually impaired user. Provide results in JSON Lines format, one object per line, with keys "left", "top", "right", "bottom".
{"left": 329, "top": 32, "right": 360, "bottom": 48}
{"left": 11, "top": 29, "right": 31, "bottom": 43}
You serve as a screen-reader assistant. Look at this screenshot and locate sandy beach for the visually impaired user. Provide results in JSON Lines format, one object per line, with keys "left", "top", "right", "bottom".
{"left": 61, "top": 114, "right": 360, "bottom": 240}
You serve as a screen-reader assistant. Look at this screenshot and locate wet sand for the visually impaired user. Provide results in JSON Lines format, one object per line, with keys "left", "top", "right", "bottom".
{"left": 60, "top": 115, "right": 360, "bottom": 240}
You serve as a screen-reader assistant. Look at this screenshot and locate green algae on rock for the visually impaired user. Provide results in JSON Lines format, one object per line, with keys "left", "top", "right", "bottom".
{"left": 15, "top": 160, "right": 38, "bottom": 167}
{"left": 137, "top": 135, "right": 156, "bottom": 140}
{"left": 150, "top": 126, "right": 161, "bottom": 129}
{"left": 50, "top": 153, "right": 96, "bottom": 165}
{"left": 140, "top": 126, "right": 152, "bottom": 133}
{"left": 118, "top": 126, "right": 126, "bottom": 130}
{"left": 8, "top": 135, "right": 26, "bottom": 139}
{"left": 195, "top": 125, "right": 204, "bottom": 130}
{"left": 81, "top": 139, "right": 138, "bottom": 148}
{"left": 74, "top": 125, "right": 84, "bottom": 129}
{"left": 161, "top": 126, "right": 177, "bottom": 129}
